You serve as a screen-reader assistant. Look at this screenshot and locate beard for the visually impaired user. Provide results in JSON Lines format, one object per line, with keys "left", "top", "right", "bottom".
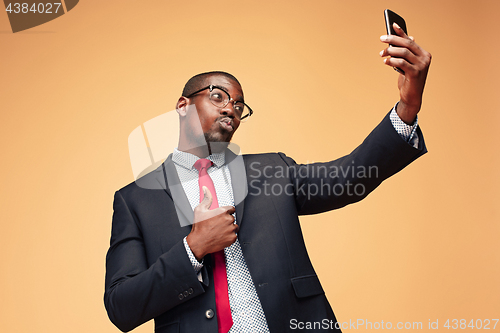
{"left": 203, "top": 128, "right": 233, "bottom": 143}
{"left": 204, "top": 131, "right": 231, "bottom": 154}
{"left": 204, "top": 118, "right": 236, "bottom": 154}
{"left": 204, "top": 118, "right": 235, "bottom": 143}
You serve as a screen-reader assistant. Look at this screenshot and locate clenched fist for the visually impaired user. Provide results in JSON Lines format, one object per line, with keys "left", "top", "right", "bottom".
{"left": 186, "top": 186, "right": 239, "bottom": 261}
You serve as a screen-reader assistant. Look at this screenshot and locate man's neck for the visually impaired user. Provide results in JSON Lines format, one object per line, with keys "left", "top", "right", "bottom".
{"left": 177, "top": 144, "right": 210, "bottom": 158}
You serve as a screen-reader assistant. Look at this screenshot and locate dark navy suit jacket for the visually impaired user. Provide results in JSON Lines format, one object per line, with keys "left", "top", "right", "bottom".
{"left": 104, "top": 111, "right": 427, "bottom": 332}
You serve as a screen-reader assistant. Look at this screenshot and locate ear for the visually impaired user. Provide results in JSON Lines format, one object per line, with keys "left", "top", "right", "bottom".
{"left": 176, "top": 97, "right": 189, "bottom": 117}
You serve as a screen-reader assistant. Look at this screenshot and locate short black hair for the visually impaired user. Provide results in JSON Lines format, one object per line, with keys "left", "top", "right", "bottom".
{"left": 182, "top": 71, "right": 241, "bottom": 97}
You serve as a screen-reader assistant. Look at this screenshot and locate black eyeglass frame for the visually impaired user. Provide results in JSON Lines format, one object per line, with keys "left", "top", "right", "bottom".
{"left": 186, "top": 85, "right": 253, "bottom": 121}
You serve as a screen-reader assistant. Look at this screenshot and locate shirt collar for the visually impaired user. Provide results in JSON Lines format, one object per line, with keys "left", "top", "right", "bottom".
{"left": 172, "top": 148, "right": 226, "bottom": 170}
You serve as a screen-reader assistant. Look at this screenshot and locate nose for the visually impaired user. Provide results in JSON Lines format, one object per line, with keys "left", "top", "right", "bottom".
{"left": 221, "top": 99, "right": 238, "bottom": 119}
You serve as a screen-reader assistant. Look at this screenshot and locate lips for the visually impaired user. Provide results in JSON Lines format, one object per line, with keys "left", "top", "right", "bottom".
{"left": 219, "top": 118, "right": 234, "bottom": 132}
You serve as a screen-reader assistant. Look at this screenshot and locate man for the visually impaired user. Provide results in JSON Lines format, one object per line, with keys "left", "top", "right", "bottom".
{"left": 105, "top": 24, "right": 431, "bottom": 332}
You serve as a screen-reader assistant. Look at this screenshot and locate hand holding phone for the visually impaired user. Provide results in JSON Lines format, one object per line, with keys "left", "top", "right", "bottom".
{"left": 379, "top": 9, "right": 432, "bottom": 124}
{"left": 384, "top": 9, "right": 407, "bottom": 74}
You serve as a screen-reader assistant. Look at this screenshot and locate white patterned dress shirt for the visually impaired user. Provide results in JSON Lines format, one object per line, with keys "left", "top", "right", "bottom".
{"left": 174, "top": 149, "right": 271, "bottom": 333}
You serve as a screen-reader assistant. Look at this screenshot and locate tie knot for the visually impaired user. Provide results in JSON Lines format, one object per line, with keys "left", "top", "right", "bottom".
{"left": 194, "top": 158, "right": 213, "bottom": 172}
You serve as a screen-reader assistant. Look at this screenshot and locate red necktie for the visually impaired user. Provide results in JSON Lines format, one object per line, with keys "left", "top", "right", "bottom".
{"left": 194, "top": 159, "right": 233, "bottom": 333}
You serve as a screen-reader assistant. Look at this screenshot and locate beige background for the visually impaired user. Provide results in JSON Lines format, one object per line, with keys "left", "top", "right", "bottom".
{"left": 1, "top": 0, "right": 499, "bottom": 332}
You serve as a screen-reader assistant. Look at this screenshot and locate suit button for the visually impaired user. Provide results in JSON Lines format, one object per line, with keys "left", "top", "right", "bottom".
{"left": 183, "top": 291, "right": 189, "bottom": 297}
{"left": 188, "top": 288, "right": 194, "bottom": 294}
{"left": 205, "top": 309, "right": 214, "bottom": 319}
{"left": 178, "top": 293, "right": 184, "bottom": 300}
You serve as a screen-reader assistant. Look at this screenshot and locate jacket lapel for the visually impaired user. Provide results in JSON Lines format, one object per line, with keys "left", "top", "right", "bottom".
{"left": 153, "top": 154, "right": 194, "bottom": 228}
{"left": 225, "top": 149, "right": 248, "bottom": 227}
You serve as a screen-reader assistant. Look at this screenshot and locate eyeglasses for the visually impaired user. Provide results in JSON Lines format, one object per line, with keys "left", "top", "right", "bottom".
{"left": 186, "top": 85, "right": 253, "bottom": 121}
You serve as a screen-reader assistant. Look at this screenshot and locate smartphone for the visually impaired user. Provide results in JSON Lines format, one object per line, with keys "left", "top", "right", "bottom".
{"left": 384, "top": 9, "right": 407, "bottom": 74}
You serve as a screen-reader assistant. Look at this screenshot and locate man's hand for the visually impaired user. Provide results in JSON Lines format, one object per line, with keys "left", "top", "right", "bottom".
{"left": 186, "top": 186, "right": 238, "bottom": 261}
{"left": 380, "top": 22, "right": 432, "bottom": 124}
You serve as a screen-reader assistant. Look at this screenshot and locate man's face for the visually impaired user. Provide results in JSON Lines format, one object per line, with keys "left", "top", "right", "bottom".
{"left": 188, "top": 75, "right": 243, "bottom": 143}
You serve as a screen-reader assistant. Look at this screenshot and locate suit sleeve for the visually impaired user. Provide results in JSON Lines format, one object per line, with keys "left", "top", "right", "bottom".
{"left": 104, "top": 190, "right": 205, "bottom": 332}
{"left": 279, "top": 110, "right": 427, "bottom": 215}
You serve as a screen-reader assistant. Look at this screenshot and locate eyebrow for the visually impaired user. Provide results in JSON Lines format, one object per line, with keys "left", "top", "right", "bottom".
{"left": 212, "top": 85, "right": 244, "bottom": 103}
